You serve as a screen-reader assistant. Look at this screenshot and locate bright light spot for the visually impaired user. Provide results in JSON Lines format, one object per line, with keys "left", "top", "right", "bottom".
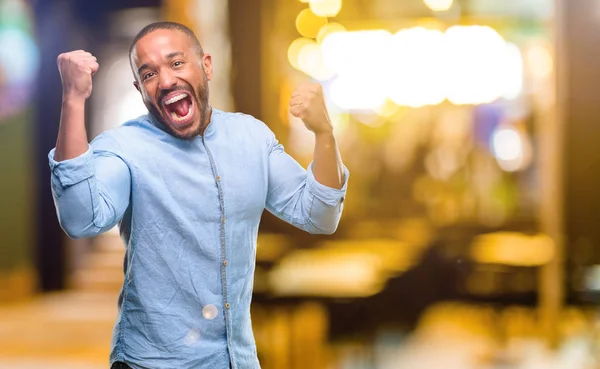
{"left": 298, "top": 42, "right": 321, "bottom": 73}
{"left": 444, "top": 26, "right": 511, "bottom": 105}
{"left": 527, "top": 43, "right": 553, "bottom": 80}
{"left": 288, "top": 37, "right": 314, "bottom": 71}
{"left": 316, "top": 22, "right": 346, "bottom": 44}
{"left": 295, "top": 8, "right": 327, "bottom": 39}
{"left": 202, "top": 304, "right": 219, "bottom": 320}
{"left": 492, "top": 126, "right": 525, "bottom": 172}
{"left": 184, "top": 328, "right": 201, "bottom": 346}
{"left": 502, "top": 43, "right": 524, "bottom": 100}
{"left": 298, "top": 42, "right": 336, "bottom": 81}
{"left": 471, "top": 232, "right": 555, "bottom": 266}
{"left": 0, "top": 28, "right": 39, "bottom": 85}
{"left": 309, "top": 0, "right": 342, "bottom": 18}
{"left": 492, "top": 127, "right": 521, "bottom": 161}
{"left": 321, "top": 30, "right": 390, "bottom": 73}
{"left": 423, "top": 0, "right": 454, "bottom": 11}
{"left": 329, "top": 76, "right": 387, "bottom": 111}
{"left": 269, "top": 252, "right": 384, "bottom": 297}
{"left": 322, "top": 30, "right": 391, "bottom": 110}
{"left": 302, "top": 25, "right": 524, "bottom": 110}
{"left": 388, "top": 27, "right": 446, "bottom": 107}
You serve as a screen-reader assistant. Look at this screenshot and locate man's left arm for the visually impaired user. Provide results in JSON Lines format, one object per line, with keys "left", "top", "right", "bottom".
{"left": 265, "top": 83, "right": 349, "bottom": 234}
{"left": 290, "top": 83, "right": 345, "bottom": 190}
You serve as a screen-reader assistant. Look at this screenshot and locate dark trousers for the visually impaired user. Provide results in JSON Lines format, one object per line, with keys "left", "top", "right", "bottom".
{"left": 111, "top": 363, "right": 132, "bottom": 369}
{"left": 111, "top": 362, "right": 232, "bottom": 368}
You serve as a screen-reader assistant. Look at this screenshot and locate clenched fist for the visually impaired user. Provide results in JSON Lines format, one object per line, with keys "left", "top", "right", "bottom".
{"left": 57, "top": 50, "right": 99, "bottom": 100}
{"left": 289, "top": 83, "right": 333, "bottom": 135}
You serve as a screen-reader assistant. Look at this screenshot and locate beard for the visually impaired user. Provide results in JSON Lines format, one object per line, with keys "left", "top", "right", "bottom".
{"left": 147, "top": 74, "right": 210, "bottom": 140}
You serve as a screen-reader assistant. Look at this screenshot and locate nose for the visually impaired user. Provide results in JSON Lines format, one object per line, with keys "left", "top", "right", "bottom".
{"left": 158, "top": 69, "right": 177, "bottom": 90}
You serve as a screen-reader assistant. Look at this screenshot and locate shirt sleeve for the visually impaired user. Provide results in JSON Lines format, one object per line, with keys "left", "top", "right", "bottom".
{"left": 265, "top": 131, "right": 349, "bottom": 235}
{"left": 48, "top": 133, "right": 131, "bottom": 239}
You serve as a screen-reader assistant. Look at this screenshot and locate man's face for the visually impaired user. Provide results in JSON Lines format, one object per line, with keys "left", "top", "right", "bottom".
{"left": 132, "top": 29, "right": 212, "bottom": 139}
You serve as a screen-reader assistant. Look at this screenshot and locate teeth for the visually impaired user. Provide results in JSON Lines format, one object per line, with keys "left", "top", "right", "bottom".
{"left": 164, "top": 93, "right": 188, "bottom": 105}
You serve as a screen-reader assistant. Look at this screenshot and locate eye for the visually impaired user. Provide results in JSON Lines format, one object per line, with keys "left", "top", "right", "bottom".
{"left": 173, "top": 61, "right": 184, "bottom": 68}
{"left": 143, "top": 72, "right": 155, "bottom": 81}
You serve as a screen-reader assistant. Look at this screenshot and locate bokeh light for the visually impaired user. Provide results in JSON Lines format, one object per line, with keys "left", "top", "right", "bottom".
{"left": 444, "top": 25, "right": 511, "bottom": 105}
{"left": 202, "top": 304, "right": 219, "bottom": 320}
{"left": 316, "top": 22, "right": 346, "bottom": 44}
{"left": 387, "top": 27, "right": 446, "bottom": 107}
{"left": 423, "top": 0, "right": 454, "bottom": 12}
{"left": 322, "top": 30, "right": 391, "bottom": 110}
{"left": 295, "top": 8, "right": 327, "bottom": 39}
{"left": 309, "top": 0, "right": 342, "bottom": 18}
{"left": 0, "top": 0, "right": 39, "bottom": 121}
{"left": 288, "top": 37, "right": 315, "bottom": 71}
{"left": 312, "top": 26, "right": 524, "bottom": 111}
{"left": 491, "top": 125, "right": 532, "bottom": 172}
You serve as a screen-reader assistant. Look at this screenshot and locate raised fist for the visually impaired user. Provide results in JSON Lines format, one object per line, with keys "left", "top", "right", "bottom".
{"left": 289, "top": 83, "right": 333, "bottom": 135}
{"left": 57, "top": 50, "right": 99, "bottom": 100}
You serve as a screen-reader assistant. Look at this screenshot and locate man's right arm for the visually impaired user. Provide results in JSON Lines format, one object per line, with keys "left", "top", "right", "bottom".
{"left": 50, "top": 137, "right": 131, "bottom": 239}
{"left": 55, "top": 50, "right": 98, "bottom": 161}
{"left": 51, "top": 50, "right": 131, "bottom": 239}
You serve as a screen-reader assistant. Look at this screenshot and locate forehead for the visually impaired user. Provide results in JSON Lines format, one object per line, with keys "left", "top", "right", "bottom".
{"left": 132, "top": 29, "right": 193, "bottom": 64}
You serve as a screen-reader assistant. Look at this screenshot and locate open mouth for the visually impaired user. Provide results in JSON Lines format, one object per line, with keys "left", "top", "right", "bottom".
{"left": 162, "top": 92, "right": 195, "bottom": 125}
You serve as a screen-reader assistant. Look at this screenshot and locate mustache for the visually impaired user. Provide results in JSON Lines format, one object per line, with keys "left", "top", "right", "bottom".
{"left": 158, "top": 85, "right": 195, "bottom": 104}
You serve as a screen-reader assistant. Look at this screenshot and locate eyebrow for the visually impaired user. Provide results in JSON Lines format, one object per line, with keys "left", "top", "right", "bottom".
{"left": 137, "top": 52, "right": 186, "bottom": 75}
{"left": 137, "top": 63, "right": 150, "bottom": 75}
{"left": 166, "top": 51, "right": 184, "bottom": 59}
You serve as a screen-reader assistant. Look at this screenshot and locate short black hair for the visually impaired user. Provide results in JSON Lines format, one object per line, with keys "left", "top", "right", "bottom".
{"left": 129, "top": 21, "right": 204, "bottom": 72}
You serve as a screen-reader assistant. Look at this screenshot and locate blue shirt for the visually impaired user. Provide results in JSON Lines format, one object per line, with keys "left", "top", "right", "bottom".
{"left": 48, "top": 109, "right": 349, "bottom": 369}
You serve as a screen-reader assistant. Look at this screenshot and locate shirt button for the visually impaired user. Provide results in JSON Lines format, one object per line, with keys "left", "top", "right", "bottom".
{"left": 216, "top": 175, "right": 221, "bottom": 181}
{"left": 223, "top": 260, "right": 228, "bottom": 266}
{"left": 222, "top": 217, "right": 226, "bottom": 224}
{"left": 225, "top": 303, "right": 230, "bottom": 309}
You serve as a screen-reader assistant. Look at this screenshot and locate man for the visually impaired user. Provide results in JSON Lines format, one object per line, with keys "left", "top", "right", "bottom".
{"left": 50, "top": 21, "right": 348, "bottom": 369}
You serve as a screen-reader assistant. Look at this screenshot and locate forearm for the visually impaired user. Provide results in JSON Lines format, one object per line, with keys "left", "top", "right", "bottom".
{"left": 265, "top": 114, "right": 348, "bottom": 234}
{"left": 54, "top": 96, "right": 89, "bottom": 162}
{"left": 312, "top": 131, "right": 344, "bottom": 189}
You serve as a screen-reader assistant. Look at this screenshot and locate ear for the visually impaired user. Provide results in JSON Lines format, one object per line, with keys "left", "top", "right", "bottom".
{"left": 133, "top": 81, "right": 141, "bottom": 93}
{"left": 202, "top": 53, "right": 213, "bottom": 81}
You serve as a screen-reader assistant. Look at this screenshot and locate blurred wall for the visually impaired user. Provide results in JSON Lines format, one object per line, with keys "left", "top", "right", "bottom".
{"left": 32, "top": 0, "right": 159, "bottom": 293}
{"left": 0, "top": 111, "right": 35, "bottom": 300}
{"left": 562, "top": 0, "right": 600, "bottom": 297}
{"left": 0, "top": 0, "right": 39, "bottom": 301}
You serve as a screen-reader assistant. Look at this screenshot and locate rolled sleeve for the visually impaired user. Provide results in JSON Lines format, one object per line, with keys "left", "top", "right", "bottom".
{"left": 306, "top": 162, "right": 349, "bottom": 206}
{"left": 48, "top": 146, "right": 95, "bottom": 188}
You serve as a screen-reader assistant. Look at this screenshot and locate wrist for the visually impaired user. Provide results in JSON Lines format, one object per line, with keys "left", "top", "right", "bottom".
{"left": 314, "top": 129, "right": 334, "bottom": 138}
{"left": 62, "top": 92, "right": 87, "bottom": 105}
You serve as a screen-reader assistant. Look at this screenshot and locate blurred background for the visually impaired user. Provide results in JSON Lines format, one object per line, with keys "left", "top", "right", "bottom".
{"left": 1, "top": 0, "right": 600, "bottom": 367}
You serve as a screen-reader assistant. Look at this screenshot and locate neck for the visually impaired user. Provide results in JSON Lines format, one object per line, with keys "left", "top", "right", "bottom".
{"left": 199, "top": 105, "right": 213, "bottom": 136}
